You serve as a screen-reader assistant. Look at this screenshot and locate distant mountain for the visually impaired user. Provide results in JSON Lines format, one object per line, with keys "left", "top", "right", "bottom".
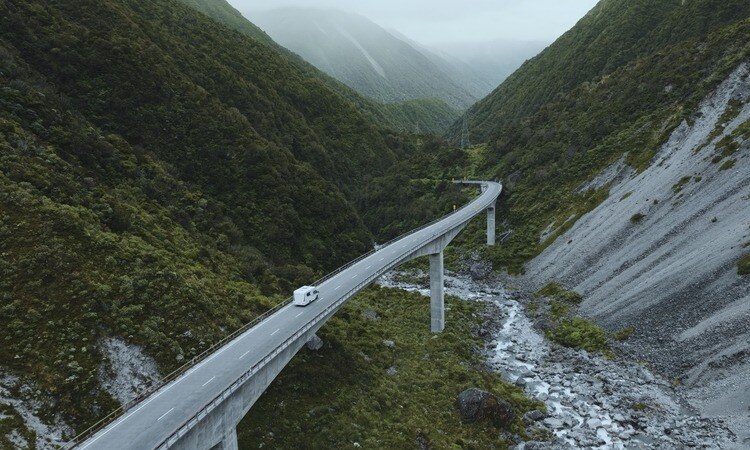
{"left": 248, "top": 8, "right": 478, "bottom": 110}
{"left": 428, "top": 39, "right": 549, "bottom": 94}
{"left": 178, "top": 1, "right": 458, "bottom": 134}
{"left": 449, "top": 0, "right": 750, "bottom": 144}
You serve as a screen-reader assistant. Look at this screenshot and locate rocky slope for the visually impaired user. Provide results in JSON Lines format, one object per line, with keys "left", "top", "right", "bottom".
{"left": 525, "top": 64, "right": 750, "bottom": 444}
{"left": 380, "top": 270, "right": 737, "bottom": 449}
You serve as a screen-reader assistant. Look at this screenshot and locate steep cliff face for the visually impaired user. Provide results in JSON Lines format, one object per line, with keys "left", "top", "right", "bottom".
{"left": 526, "top": 64, "right": 750, "bottom": 442}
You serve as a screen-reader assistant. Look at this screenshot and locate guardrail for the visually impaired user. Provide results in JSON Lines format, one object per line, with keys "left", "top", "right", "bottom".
{"left": 154, "top": 186, "right": 497, "bottom": 448}
{"left": 66, "top": 182, "right": 496, "bottom": 449}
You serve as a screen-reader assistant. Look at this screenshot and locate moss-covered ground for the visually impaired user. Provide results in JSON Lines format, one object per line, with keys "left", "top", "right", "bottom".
{"left": 237, "top": 286, "right": 539, "bottom": 449}
{"left": 739, "top": 253, "right": 750, "bottom": 275}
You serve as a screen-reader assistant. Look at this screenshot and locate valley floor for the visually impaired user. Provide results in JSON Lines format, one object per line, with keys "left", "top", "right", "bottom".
{"left": 380, "top": 270, "right": 740, "bottom": 449}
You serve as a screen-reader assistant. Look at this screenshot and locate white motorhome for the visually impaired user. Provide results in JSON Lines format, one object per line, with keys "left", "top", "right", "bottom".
{"left": 293, "top": 286, "right": 319, "bottom": 306}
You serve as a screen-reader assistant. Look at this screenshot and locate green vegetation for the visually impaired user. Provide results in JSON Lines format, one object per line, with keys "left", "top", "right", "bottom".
{"left": 630, "top": 213, "right": 646, "bottom": 224}
{"left": 238, "top": 287, "right": 539, "bottom": 448}
{"left": 719, "top": 158, "right": 737, "bottom": 171}
{"left": 548, "top": 318, "right": 610, "bottom": 353}
{"left": 176, "top": 0, "right": 276, "bottom": 45}
{"left": 673, "top": 176, "right": 693, "bottom": 194}
{"left": 631, "top": 402, "right": 649, "bottom": 412}
{"left": 739, "top": 254, "right": 750, "bottom": 275}
{"left": 613, "top": 327, "right": 636, "bottom": 342}
{"left": 0, "top": 0, "right": 472, "bottom": 436}
{"left": 0, "top": 404, "right": 36, "bottom": 448}
{"left": 425, "top": 5, "right": 750, "bottom": 274}
{"left": 529, "top": 285, "right": 611, "bottom": 353}
{"left": 535, "top": 282, "right": 583, "bottom": 305}
{"left": 620, "top": 192, "right": 633, "bottom": 201}
{"left": 453, "top": 0, "right": 750, "bottom": 144}
{"left": 383, "top": 98, "right": 461, "bottom": 135}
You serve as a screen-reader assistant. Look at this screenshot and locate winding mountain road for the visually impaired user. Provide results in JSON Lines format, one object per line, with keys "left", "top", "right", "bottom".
{"left": 76, "top": 181, "right": 502, "bottom": 450}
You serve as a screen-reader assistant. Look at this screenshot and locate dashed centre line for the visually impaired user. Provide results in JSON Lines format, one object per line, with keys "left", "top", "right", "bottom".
{"left": 270, "top": 328, "right": 280, "bottom": 336}
{"left": 201, "top": 376, "right": 215, "bottom": 387}
{"left": 157, "top": 408, "right": 174, "bottom": 421}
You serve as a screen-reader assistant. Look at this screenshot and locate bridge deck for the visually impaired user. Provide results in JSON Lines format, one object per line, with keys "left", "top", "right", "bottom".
{"left": 77, "top": 181, "right": 502, "bottom": 450}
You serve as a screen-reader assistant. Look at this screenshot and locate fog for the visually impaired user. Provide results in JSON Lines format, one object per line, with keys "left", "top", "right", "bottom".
{"left": 228, "top": 0, "right": 599, "bottom": 44}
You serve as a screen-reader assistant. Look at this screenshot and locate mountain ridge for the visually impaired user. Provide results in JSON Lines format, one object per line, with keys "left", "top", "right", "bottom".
{"left": 249, "top": 7, "right": 479, "bottom": 110}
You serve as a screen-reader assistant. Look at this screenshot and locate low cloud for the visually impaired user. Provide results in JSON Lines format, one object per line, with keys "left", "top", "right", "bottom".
{"left": 232, "top": 0, "right": 599, "bottom": 44}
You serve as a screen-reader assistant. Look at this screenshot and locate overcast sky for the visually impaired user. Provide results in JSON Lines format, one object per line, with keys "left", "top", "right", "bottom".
{"left": 229, "top": 0, "right": 600, "bottom": 44}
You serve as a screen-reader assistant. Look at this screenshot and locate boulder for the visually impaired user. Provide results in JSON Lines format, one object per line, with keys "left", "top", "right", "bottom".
{"left": 386, "top": 366, "right": 398, "bottom": 377}
{"left": 361, "top": 310, "right": 381, "bottom": 321}
{"left": 383, "top": 339, "right": 396, "bottom": 348}
{"left": 522, "top": 410, "right": 546, "bottom": 425}
{"left": 306, "top": 334, "right": 323, "bottom": 351}
{"left": 469, "top": 261, "right": 492, "bottom": 280}
{"left": 456, "top": 388, "right": 515, "bottom": 429}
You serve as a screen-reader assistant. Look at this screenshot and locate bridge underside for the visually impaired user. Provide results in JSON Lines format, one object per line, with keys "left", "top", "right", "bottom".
{"left": 163, "top": 193, "right": 499, "bottom": 450}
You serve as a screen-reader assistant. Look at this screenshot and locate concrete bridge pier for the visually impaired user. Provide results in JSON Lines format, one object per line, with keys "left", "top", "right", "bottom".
{"left": 429, "top": 251, "right": 445, "bottom": 333}
{"left": 487, "top": 202, "right": 496, "bottom": 246}
{"left": 210, "top": 429, "right": 237, "bottom": 450}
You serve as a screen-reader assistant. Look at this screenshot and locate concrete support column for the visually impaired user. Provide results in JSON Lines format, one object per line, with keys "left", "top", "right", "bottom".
{"left": 210, "top": 428, "right": 238, "bottom": 450}
{"left": 429, "top": 251, "right": 445, "bottom": 333}
{"left": 487, "top": 203, "right": 496, "bottom": 246}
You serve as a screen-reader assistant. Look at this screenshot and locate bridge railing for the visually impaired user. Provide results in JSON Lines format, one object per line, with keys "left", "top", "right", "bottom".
{"left": 66, "top": 182, "right": 495, "bottom": 448}
{"left": 155, "top": 184, "right": 498, "bottom": 448}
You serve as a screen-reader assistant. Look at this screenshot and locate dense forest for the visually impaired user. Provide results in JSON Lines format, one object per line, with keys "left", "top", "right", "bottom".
{"left": 1, "top": 0, "right": 749, "bottom": 446}
{"left": 449, "top": 0, "right": 750, "bottom": 144}
{"left": 0, "top": 0, "right": 465, "bottom": 437}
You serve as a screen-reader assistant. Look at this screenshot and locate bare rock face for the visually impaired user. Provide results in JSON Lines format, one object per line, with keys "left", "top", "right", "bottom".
{"left": 306, "top": 334, "right": 324, "bottom": 351}
{"left": 456, "top": 388, "right": 515, "bottom": 429}
{"left": 470, "top": 261, "right": 492, "bottom": 280}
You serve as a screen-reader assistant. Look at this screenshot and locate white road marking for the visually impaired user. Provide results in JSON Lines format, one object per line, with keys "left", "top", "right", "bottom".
{"left": 201, "top": 376, "right": 215, "bottom": 387}
{"left": 296, "top": 311, "right": 304, "bottom": 318}
{"left": 157, "top": 408, "right": 174, "bottom": 421}
{"left": 270, "top": 328, "right": 280, "bottom": 336}
{"left": 365, "top": 265, "right": 371, "bottom": 270}
{"left": 335, "top": 285, "right": 341, "bottom": 290}
{"left": 239, "top": 350, "right": 251, "bottom": 360}
{"left": 379, "top": 257, "right": 384, "bottom": 262}
{"left": 78, "top": 184, "right": 501, "bottom": 448}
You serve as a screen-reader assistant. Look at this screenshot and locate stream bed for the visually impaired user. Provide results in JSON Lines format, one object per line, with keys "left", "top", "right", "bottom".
{"left": 378, "top": 270, "right": 737, "bottom": 450}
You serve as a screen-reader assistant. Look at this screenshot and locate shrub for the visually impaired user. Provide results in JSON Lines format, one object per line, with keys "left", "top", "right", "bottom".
{"left": 672, "top": 176, "right": 692, "bottom": 194}
{"left": 534, "top": 282, "right": 583, "bottom": 304}
{"left": 548, "top": 318, "right": 609, "bottom": 353}
{"left": 739, "top": 254, "right": 750, "bottom": 275}
{"left": 630, "top": 213, "right": 645, "bottom": 223}
{"left": 719, "top": 158, "right": 736, "bottom": 171}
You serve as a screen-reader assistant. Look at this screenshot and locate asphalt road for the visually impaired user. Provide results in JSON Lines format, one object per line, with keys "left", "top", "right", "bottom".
{"left": 78, "top": 181, "right": 502, "bottom": 450}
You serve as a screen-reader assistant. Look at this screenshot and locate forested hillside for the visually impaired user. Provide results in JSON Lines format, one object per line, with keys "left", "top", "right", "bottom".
{"left": 0, "top": 0, "right": 440, "bottom": 440}
{"left": 181, "top": 0, "right": 458, "bottom": 134}
{"left": 251, "top": 8, "right": 477, "bottom": 110}
{"left": 451, "top": 0, "right": 750, "bottom": 144}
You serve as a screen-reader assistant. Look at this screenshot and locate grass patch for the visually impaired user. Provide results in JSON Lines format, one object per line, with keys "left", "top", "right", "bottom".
{"left": 672, "top": 176, "right": 692, "bottom": 194}
{"left": 630, "top": 213, "right": 646, "bottom": 223}
{"left": 549, "top": 301, "right": 571, "bottom": 322}
{"left": 620, "top": 192, "right": 633, "bottom": 201}
{"left": 631, "top": 402, "right": 649, "bottom": 412}
{"left": 547, "top": 318, "right": 609, "bottom": 353}
{"left": 534, "top": 282, "right": 583, "bottom": 305}
{"left": 719, "top": 158, "right": 737, "bottom": 171}
{"left": 739, "top": 253, "right": 750, "bottom": 275}
{"left": 238, "top": 286, "right": 539, "bottom": 448}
